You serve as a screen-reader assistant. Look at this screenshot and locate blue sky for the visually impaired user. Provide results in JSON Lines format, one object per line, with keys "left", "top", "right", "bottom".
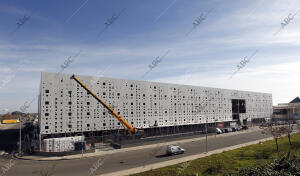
{"left": 0, "top": 0, "right": 300, "bottom": 113}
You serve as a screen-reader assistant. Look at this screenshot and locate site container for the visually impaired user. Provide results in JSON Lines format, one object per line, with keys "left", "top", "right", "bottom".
{"left": 1, "top": 119, "right": 20, "bottom": 124}
{"left": 42, "top": 136, "right": 85, "bottom": 152}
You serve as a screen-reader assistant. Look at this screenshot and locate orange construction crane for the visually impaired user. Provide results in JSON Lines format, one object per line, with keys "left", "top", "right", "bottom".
{"left": 71, "top": 74, "right": 140, "bottom": 134}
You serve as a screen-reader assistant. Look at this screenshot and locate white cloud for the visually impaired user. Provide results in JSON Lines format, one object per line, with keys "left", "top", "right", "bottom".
{"left": 152, "top": 60, "right": 300, "bottom": 105}
{"left": 0, "top": 5, "right": 27, "bottom": 16}
{"left": 0, "top": 0, "right": 300, "bottom": 112}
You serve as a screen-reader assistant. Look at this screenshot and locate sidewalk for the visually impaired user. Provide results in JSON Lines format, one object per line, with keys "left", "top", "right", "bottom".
{"left": 16, "top": 127, "right": 260, "bottom": 161}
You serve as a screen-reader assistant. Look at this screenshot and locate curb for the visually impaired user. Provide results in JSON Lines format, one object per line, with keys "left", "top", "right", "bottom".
{"left": 17, "top": 127, "right": 260, "bottom": 161}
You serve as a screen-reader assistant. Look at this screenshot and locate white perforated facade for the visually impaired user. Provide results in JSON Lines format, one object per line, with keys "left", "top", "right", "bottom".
{"left": 39, "top": 72, "right": 273, "bottom": 135}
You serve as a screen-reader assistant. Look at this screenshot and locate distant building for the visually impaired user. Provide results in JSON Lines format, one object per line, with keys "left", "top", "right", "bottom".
{"left": 273, "top": 97, "right": 300, "bottom": 120}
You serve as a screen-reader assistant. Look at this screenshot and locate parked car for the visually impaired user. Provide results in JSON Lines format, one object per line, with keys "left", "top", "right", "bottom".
{"left": 231, "top": 127, "right": 237, "bottom": 132}
{"left": 277, "top": 121, "right": 285, "bottom": 125}
{"left": 236, "top": 126, "right": 242, "bottom": 131}
{"left": 242, "top": 125, "right": 248, "bottom": 130}
{"left": 227, "top": 128, "right": 233, "bottom": 132}
{"left": 260, "top": 122, "right": 267, "bottom": 127}
{"left": 216, "top": 128, "right": 222, "bottom": 134}
{"left": 166, "top": 145, "right": 185, "bottom": 155}
{"left": 208, "top": 127, "right": 222, "bottom": 134}
{"left": 221, "top": 128, "right": 228, "bottom": 133}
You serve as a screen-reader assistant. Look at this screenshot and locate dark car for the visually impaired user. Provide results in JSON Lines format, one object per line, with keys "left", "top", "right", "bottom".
{"left": 231, "top": 127, "right": 237, "bottom": 132}
{"left": 236, "top": 126, "right": 242, "bottom": 131}
{"left": 242, "top": 125, "right": 248, "bottom": 130}
{"left": 260, "top": 123, "right": 267, "bottom": 127}
{"left": 221, "top": 128, "right": 228, "bottom": 133}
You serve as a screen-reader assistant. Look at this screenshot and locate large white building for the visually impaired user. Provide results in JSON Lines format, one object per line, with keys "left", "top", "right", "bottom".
{"left": 39, "top": 72, "right": 273, "bottom": 135}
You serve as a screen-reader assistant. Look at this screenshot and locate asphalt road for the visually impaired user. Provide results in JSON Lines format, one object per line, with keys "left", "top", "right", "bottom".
{"left": 0, "top": 129, "right": 272, "bottom": 176}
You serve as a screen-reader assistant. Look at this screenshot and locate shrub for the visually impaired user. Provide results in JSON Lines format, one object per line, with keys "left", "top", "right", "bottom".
{"left": 227, "top": 154, "right": 300, "bottom": 176}
{"left": 203, "top": 157, "right": 223, "bottom": 175}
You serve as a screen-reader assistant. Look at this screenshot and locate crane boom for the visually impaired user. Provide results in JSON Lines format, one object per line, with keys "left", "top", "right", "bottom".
{"left": 71, "top": 74, "right": 138, "bottom": 133}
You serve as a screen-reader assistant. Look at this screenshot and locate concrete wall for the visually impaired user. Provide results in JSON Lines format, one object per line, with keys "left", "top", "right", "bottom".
{"left": 39, "top": 72, "right": 273, "bottom": 135}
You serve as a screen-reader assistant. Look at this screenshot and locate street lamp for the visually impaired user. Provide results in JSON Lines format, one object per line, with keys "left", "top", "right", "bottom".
{"left": 204, "top": 103, "right": 209, "bottom": 154}
{"left": 78, "top": 103, "right": 86, "bottom": 159}
{"left": 81, "top": 106, "right": 84, "bottom": 159}
{"left": 19, "top": 115, "right": 22, "bottom": 155}
{"left": 205, "top": 115, "right": 208, "bottom": 153}
{"left": 204, "top": 93, "right": 211, "bottom": 154}
{"left": 214, "top": 118, "right": 218, "bottom": 137}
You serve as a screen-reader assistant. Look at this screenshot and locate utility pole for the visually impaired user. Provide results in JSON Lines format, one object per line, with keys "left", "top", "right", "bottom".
{"left": 205, "top": 117, "right": 208, "bottom": 153}
{"left": 205, "top": 97, "right": 209, "bottom": 153}
{"left": 39, "top": 133, "right": 42, "bottom": 152}
{"left": 81, "top": 128, "right": 83, "bottom": 158}
{"left": 289, "top": 107, "right": 294, "bottom": 138}
{"left": 81, "top": 109, "right": 84, "bottom": 159}
{"left": 19, "top": 115, "right": 22, "bottom": 155}
{"left": 205, "top": 99, "right": 210, "bottom": 153}
{"left": 237, "top": 100, "right": 240, "bottom": 125}
{"left": 215, "top": 119, "right": 217, "bottom": 138}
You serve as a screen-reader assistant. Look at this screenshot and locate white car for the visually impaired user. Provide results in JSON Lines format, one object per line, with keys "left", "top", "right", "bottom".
{"left": 216, "top": 128, "right": 222, "bottom": 134}
{"left": 166, "top": 145, "right": 185, "bottom": 155}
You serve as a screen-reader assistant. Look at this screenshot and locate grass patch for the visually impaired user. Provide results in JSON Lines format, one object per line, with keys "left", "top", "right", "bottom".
{"left": 132, "top": 132, "right": 300, "bottom": 176}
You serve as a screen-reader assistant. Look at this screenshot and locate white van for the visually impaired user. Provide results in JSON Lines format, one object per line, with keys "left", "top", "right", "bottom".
{"left": 166, "top": 145, "right": 185, "bottom": 155}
